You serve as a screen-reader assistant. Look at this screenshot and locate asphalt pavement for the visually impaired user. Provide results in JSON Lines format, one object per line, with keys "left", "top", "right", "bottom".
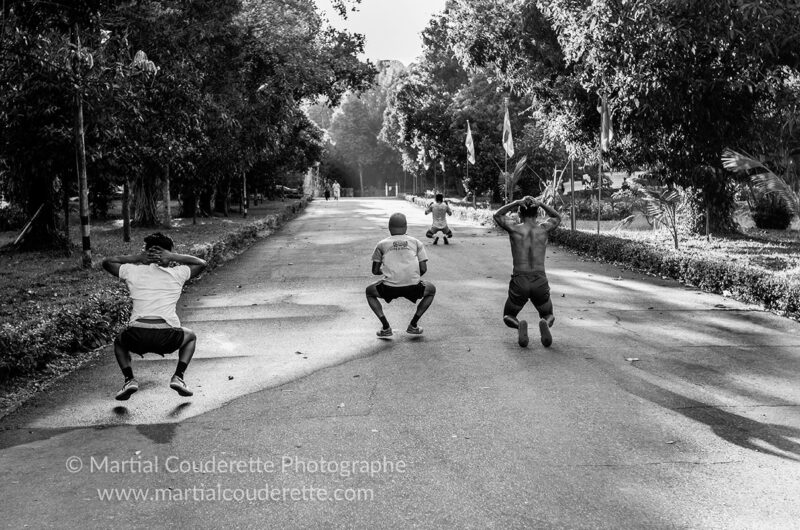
{"left": 1, "top": 197, "right": 799, "bottom": 529}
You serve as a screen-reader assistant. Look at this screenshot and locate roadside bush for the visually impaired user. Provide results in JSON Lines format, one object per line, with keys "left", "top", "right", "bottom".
{"left": 0, "top": 203, "right": 27, "bottom": 231}
{"left": 752, "top": 194, "right": 793, "bottom": 230}
{"left": 550, "top": 228, "right": 800, "bottom": 320}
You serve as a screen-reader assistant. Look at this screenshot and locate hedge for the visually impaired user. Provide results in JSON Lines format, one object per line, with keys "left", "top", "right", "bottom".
{"left": 550, "top": 228, "right": 800, "bottom": 320}
{"left": 0, "top": 198, "right": 309, "bottom": 383}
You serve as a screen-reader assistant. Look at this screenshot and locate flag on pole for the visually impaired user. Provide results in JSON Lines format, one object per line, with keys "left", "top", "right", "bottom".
{"left": 465, "top": 121, "right": 475, "bottom": 164}
{"left": 502, "top": 106, "right": 515, "bottom": 158}
{"left": 599, "top": 96, "right": 614, "bottom": 153}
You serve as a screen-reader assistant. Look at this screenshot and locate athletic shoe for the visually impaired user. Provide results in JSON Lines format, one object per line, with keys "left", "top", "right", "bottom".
{"left": 443, "top": 237, "right": 449, "bottom": 245}
{"left": 539, "top": 319, "right": 553, "bottom": 347}
{"left": 518, "top": 320, "right": 529, "bottom": 347}
{"left": 433, "top": 237, "right": 439, "bottom": 245}
{"left": 115, "top": 378, "right": 139, "bottom": 401}
{"left": 376, "top": 327, "right": 393, "bottom": 338}
{"left": 406, "top": 325, "right": 423, "bottom": 335}
{"left": 170, "top": 375, "right": 194, "bottom": 397}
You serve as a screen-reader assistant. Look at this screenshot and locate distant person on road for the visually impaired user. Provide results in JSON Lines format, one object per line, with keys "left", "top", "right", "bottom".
{"left": 424, "top": 193, "right": 453, "bottom": 245}
{"left": 493, "top": 196, "right": 561, "bottom": 348}
{"left": 324, "top": 185, "right": 330, "bottom": 201}
{"left": 102, "top": 233, "right": 207, "bottom": 400}
{"left": 332, "top": 181, "right": 341, "bottom": 200}
{"left": 366, "top": 213, "right": 436, "bottom": 337}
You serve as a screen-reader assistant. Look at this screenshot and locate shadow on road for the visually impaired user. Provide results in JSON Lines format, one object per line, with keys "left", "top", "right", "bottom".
{"left": 612, "top": 371, "right": 800, "bottom": 461}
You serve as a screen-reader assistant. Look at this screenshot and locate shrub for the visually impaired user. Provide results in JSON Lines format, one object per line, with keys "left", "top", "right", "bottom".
{"left": 550, "top": 228, "right": 800, "bottom": 321}
{"left": 752, "top": 194, "right": 793, "bottom": 230}
{"left": 0, "top": 203, "right": 27, "bottom": 231}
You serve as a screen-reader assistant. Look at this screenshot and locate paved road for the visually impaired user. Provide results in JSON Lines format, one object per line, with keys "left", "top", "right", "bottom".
{"left": 1, "top": 198, "right": 799, "bottom": 529}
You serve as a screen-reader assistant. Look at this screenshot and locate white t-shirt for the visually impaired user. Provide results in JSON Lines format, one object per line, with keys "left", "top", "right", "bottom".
{"left": 371, "top": 234, "right": 428, "bottom": 287}
{"left": 332, "top": 183, "right": 341, "bottom": 197}
{"left": 428, "top": 202, "right": 451, "bottom": 229}
{"left": 119, "top": 263, "right": 192, "bottom": 327}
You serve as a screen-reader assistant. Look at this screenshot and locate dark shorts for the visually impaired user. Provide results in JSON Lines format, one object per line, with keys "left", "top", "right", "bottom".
{"left": 507, "top": 272, "right": 550, "bottom": 308}
{"left": 375, "top": 281, "right": 427, "bottom": 303}
{"left": 116, "top": 326, "right": 185, "bottom": 356}
{"left": 427, "top": 226, "right": 452, "bottom": 238}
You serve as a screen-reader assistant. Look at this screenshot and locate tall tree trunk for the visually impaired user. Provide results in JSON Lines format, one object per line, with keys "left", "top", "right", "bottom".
{"left": 62, "top": 176, "right": 71, "bottom": 250}
{"left": 214, "top": 178, "right": 231, "bottom": 216}
{"left": 162, "top": 164, "right": 171, "bottom": 228}
{"left": 242, "top": 171, "right": 248, "bottom": 218}
{"left": 180, "top": 188, "right": 197, "bottom": 218}
{"left": 72, "top": 23, "right": 91, "bottom": 267}
{"left": 122, "top": 179, "right": 131, "bottom": 242}
{"left": 199, "top": 189, "right": 213, "bottom": 217}
{"left": 132, "top": 170, "right": 161, "bottom": 227}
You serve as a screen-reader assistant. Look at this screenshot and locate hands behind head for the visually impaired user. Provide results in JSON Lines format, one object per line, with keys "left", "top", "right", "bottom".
{"left": 521, "top": 196, "right": 539, "bottom": 207}
{"left": 145, "top": 245, "right": 171, "bottom": 264}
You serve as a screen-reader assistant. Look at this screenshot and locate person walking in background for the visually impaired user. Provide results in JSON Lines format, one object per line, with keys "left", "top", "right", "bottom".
{"left": 366, "top": 213, "right": 436, "bottom": 337}
{"left": 102, "top": 233, "right": 207, "bottom": 400}
{"left": 332, "top": 180, "right": 341, "bottom": 200}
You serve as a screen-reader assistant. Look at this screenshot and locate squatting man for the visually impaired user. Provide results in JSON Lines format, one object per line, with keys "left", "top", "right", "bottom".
{"left": 103, "top": 232, "right": 207, "bottom": 400}
{"left": 366, "top": 212, "right": 436, "bottom": 337}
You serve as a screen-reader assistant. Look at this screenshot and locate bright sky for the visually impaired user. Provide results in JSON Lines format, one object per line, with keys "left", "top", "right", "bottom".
{"left": 321, "top": 0, "right": 448, "bottom": 66}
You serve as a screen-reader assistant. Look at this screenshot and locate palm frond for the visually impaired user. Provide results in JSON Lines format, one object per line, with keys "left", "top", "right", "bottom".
{"left": 722, "top": 148, "right": 800, "bottom": 216}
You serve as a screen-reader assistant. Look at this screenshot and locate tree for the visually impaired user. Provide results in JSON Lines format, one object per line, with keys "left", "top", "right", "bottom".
{"left": 540, "top": 0, "right": 800, "bottom": 232}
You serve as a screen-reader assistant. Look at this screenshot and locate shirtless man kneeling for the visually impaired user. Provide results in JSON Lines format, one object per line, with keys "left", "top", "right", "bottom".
{"left": 493, "top": 196, "right": 561, "bottom": 347}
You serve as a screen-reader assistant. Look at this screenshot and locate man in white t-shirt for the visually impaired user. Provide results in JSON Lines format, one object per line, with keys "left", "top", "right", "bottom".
{"left": 102, "top": 233, "right": 207, "bottom": 400}
{"left": 366, "top": 213, "right": 436, "bottom": 337}
{"left": 332, "top": 181, "right": 341, "bottom": 200}
{"left": 425, "top": 193, "right": 453, "bottom": 244}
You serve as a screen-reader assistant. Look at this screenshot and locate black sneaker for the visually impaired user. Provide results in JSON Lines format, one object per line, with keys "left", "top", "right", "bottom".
{"left": 518, "top": 320, "right": 529, "bottom": 347}
{"left": 433, "top": 237, "right": 439, "bottom": 245}
{"left": 406, "top": 324, "right": 423, "bottom": 335}
{"left": 115, "top": 378, "right": 139, "bottom": 400}
{"left": 539, "top": 319, "right": 552, "bottom": 347}
{"left": 170, "top": 375, "right": 194, "bottom": 397}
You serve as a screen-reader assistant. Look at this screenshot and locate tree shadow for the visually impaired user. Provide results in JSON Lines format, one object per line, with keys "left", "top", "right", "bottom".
{"left": 613, "top": 370, "right": 800, "bottom": 462}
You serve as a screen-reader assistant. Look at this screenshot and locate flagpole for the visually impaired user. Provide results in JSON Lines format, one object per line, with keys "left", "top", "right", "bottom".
{"left": 570, "top": 157, "right": 575, "bottom": 231}
{"left": 597, "top": 146, "right": 602, "bottom": 235}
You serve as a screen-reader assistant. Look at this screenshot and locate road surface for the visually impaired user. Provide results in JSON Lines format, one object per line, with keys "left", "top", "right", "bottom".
{"left": 1, "top": 198, "right": 799, "bottom": 529}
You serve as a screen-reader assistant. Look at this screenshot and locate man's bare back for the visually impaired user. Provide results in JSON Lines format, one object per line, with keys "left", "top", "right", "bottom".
{"left": 493, "top": 196, "right": 561, "bottom": 347}
{"left": 494, "top": 197, "right": 560, "bottom": 273}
